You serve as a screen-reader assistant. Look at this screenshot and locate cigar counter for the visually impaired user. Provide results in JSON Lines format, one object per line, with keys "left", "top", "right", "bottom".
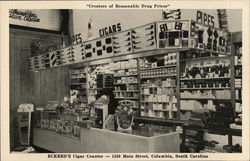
{"left": 29, "top": 20, "right": 242, "bottom": 153}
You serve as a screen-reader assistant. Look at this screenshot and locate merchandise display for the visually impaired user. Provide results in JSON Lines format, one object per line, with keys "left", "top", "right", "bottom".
{"left": 29, "top": 20, "right": 230, "bottom": 71}
{"left": 36, "top": 100, "right": 90, "bottom": 138}
{"left": 179, "top": 50, "right": 232, "bottom": 120}
{"left": 139, "top": 54, "right": 178, "bottom": 119}
{"left": 70, "top": 67, "right": 88, "bottom": 104}
{"left": 231, "top": 32, "right": 242, "bottom": 124}
{"left": 24, "top": 18, "right": 242, "bottom": 154}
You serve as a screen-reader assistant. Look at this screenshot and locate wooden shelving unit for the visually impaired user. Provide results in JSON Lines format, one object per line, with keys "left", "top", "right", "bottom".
{"left": 231, "top": 32, "right": 242, "bottom": 124}
{"left": 69, "top": 67, "right": 88, "bottom": 104}
{"left": 179, "top": 50, "right": 232, "bottom": 121}
{"left": 138, "top": 53, "right": 178, "bottom": 119}
{"left": 112, "top": 59, "right": 140, "bottom": 114}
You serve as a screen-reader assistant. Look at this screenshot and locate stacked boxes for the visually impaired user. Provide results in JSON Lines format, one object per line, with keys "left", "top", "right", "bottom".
{"left": 96, "top": 74, "right": 114, "bottom": 88}
{"left": 180, "top": 90, "right": 231, "bottom": 99}
{"left": 140, "top": 78, "right": 177, "bottom": 119}
{"left": 164, "top": 52, "right": 177, "bottom": 65}
{"left": 140, "top": 67, "right": 176, "bottom": 78}
{"left": 235, "top": 79, "right": 242, "bottom": 88}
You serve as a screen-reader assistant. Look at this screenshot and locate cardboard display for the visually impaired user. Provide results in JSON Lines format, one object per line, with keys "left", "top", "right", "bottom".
{"left": 84, "top": 36, "right": 114, "bottom": 61}
{"left": 71, "top": 43, "right": 85, "bottom": 63}
{"left": 60, "top": 46, "right": 74, "bottom": 65}
{"left": 190, "top": 20, "right": 230, "bottom": 54}
{"left": 157, "top": 20, "right": 190, "bottom": 49}
{"left": 29, "top": 54, "right": 45, "bottom": 71}
{"left": 132, "top": 23, "right": 157, "bottom": 53}
{"left": 113, "top": 30, "right": 133, "bottom": 56}
{"left": 29, "top": 20, "right": 231, "bottom": 71}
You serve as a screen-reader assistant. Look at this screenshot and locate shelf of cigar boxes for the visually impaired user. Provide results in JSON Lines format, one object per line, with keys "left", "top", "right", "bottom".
{"left": 179, "top": 50, "right": 232, "bottom": 115}
{"left": 139, "top": 53, "right": 178, "bottom": 120}
{"left": 112, "top": 59, "right": 140, "bottom": 112}
{"left": 233, "top": 36, "right": 242, "bottom": 125}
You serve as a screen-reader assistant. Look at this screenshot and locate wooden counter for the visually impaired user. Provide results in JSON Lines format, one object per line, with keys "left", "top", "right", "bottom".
{"left": 33, "top": 127, "right": 179, "bottom": 153}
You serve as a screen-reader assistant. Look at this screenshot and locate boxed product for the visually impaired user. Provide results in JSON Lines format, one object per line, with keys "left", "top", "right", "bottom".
{"left": 41, "top": 119, "right": 50, "bottom": 129}
{"left": 148, "top": 109, "right": 154, "bottom": 117}
{"left": 215, "top": 90, "right": 231, "bottom": 99}
{"left": 64, "top": 121, "right": 75, "bottom": 134}
{"left": 48, "top": 119, "right": 57, "bottom": 131}
{"left": 153, "top": 103, "right": 157, "bottom": 110}
{"left": 128, "top": 59, "right": 137, "bottom": 68}
{"left": 128, "top": 77, "right": 134, "bottom": 82}
{"left": 120, "top": 61, "right": 127, "bottom": 69}
{"left": 172, "top": 103, "right": 177, "bottom": 111}
{"left": 158, "top": 104, "right": 163, "bottom": 110}
{"left": 115, "top": 62, "right": 121, "bottom": 69}
{"left": 73, "top": 125, "right": 80, "bottom": 137}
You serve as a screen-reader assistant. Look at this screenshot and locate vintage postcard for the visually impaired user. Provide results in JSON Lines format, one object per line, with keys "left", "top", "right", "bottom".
{"left": 0, "top": 0, "right": 249, "bottom": 161}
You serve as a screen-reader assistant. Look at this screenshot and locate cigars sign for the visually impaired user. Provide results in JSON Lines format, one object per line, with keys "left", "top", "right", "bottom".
{"left": 99, "top": 23, "right": 122, "bottom": 37}
{"left": 9, "top": 9, "right": 40, "bottom": 22}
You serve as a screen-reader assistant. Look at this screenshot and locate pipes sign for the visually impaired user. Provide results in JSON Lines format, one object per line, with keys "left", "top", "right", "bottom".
{"left": 196, "top": 10, "right": 215, "bottom": 27}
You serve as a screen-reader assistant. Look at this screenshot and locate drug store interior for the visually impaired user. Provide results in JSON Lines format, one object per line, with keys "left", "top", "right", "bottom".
{"left": 9, "top": 9, "right": 243, "bottom": 153}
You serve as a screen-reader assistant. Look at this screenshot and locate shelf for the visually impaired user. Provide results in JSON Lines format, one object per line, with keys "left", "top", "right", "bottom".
{"left": 115, "top": 97, "right": 138, "bottom": 100}
{"left": 39, "top": 110, "right": 57, "bottom": 113}
{"left": 235, "top": 87, "right": 242, "bottom": 90}
{"left": 70, "top": 77, "right": 86, "bottom": 79}
{"left": 180, "top": 55, "right": 230, "bottom": 62}
{"left": 111, "top": 67, "right": 138, "bottom": 71}
{"left": 140, "top": 93, "right": 151, "bottom": 95}
{"left": 235, "top": 99, "right": 242, "bottom": 102}
{"left": 180, "top": 77, "right": 230, "bottom": 81}
{"left": 114, "top": 82, "right": 138, "bottom": 85}
{"left": 235, "top": 75, "right": 242, "bottom": 78}
{"left": 180, "top": 109, "right": 193, "bottom": 111}
{"left": 114, "top": 74, "right": 138, "bottom": 77}
{"left": 140, "top": 64, "right": 177, "bottom": 71}
{"left": 180, "top": 87, "right": 231, "bottom": 90}
{"left": 141, "top": 75, "right": 176, "bottom": 79}
{"left": 114, "top": 90, "right": 139, "bottom": 92}
{"left": 180, "top": 97, "right": 231, "bottom": 100}
{"left": 141, "top": 86, "right": 176, "bottom": 88}
{"left": 141, "top": 101, "right": 174, "bottom": 104}
{"left": 91, "top": 88, "right": 114, "bottom": 90}
{"left": 70, "top": 83, "right": 86, "bottom": 85}
{"left": 71, "top": 72, "right": 87, "bottom": 75}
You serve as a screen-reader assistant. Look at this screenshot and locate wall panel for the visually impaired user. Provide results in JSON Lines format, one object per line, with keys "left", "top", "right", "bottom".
{"left": 9, "top": 28, "right": 70, "bottom": 150}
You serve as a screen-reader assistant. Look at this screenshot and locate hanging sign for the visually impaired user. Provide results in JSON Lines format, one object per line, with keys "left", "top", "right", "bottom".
{"left": 9, "top": 9, "right": 40, "bottom": 22}
{"left": 162, "top": 9, "right": 181, "bottom": 20}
